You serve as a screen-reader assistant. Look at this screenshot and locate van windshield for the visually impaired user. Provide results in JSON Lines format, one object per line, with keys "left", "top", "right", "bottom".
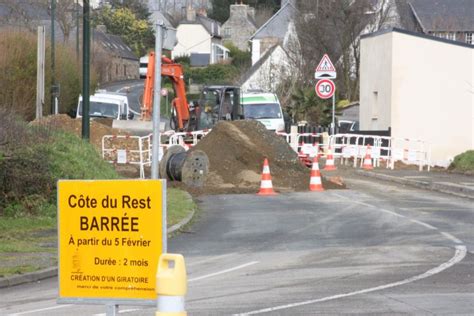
{"left": 243, "top": 103, "right": 281, "bottom": 119}
{"left": 78, "top": 101, "right": 119, "bottom": 119}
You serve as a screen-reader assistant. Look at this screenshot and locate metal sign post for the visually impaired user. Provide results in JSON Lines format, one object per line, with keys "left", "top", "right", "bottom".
{"left": 151, "top": 21, "right": 164, "bottom": 180}
{"left": 332, "top": 93, "right": 336, "bottom": 135}
{"left": 315, "top": 54, "right": 337, "bottom": 135}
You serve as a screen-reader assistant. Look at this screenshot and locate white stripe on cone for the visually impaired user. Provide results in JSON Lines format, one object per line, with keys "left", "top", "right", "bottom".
{"left": 260, "top": 180, "right": 273, "bottom": 188}
{"left": 310, "top": 177, "right": 322, "bottom": 185}
{"left": 262, "top": 165, "right": 270, "bottom": 173}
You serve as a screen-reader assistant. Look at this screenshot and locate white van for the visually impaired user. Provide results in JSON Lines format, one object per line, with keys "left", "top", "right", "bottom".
{"left": 241, "top": 92, "right": 285, "bottom": 132}
{"left": 76, "top": 94, "right": 130, "bottom": 120}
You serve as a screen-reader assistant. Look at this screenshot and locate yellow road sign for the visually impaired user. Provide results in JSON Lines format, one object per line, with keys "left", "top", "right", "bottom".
{"left": 58, "top": 180, "right": 164, "bottom": 301}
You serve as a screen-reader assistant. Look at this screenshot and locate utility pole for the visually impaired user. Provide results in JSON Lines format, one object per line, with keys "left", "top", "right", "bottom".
{"left": 82, "top": 0, "right": 90, "bottom": 140}
{"left": 36, "top": 26, "right": 46, "bottom": 120}
{"left": 76, "top": 0, "right": 80, "bottom": 58}
{"left": 151, "top": 1, "right": 164, "bottom": 179}
{"left": 50, "top": 0, "right": 56, "bottom": 114}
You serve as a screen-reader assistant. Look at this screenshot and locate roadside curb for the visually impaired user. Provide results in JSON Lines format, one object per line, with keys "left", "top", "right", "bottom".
{"left": 0, "top": 193, "right": 197, "bottom": 289}
{"left": 168, "top": 209, "right": 195, "bottom": 234}
{"left": 0, "top": 267, "right": 57, "bottom": 288}
{"left": 356, "top": 170, "right": 474, "bottom": 200}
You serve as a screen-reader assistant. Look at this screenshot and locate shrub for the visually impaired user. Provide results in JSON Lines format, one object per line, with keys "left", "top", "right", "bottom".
{"left": 185, "top": 63, "right": 239, "bottom": 85}
{"left": 0, "top": 111, "right": 118, "bottom": 217}
{"left": 448, "top": 150, "right": 474, "bottom": 173}
{"left": 0, "top": 29, "right": 98, "bottom": 120}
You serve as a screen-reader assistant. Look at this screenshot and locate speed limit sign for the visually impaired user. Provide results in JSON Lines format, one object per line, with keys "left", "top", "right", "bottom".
{"left": 315, "top": 79, "right": 335, "bottom": 99}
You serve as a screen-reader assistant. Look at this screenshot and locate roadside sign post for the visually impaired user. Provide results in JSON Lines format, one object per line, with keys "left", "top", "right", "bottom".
{"left": 314, "top": 54, "right": 337, "bottom": 135}
{"left": 57, "top": 180, "right": 166, "bottom": 315}
{"left": 151, "top": 20, "right": 164, "bottom": 179}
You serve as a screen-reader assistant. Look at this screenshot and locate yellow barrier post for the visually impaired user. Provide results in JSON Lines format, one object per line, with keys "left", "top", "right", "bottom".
{"left": 156, "top": 254, "right": 187, "bottom": 316}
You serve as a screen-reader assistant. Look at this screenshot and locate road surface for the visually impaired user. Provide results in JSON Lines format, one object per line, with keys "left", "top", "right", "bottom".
{"left": 0, "top": 175, "right": 472, "bottom": 315}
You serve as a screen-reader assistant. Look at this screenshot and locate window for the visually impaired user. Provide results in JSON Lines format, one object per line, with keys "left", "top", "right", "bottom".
{"left": 466, "top": 32, "right": 473, "bottom": 44}
{"left": 372, "top": 91, "right": 378, "bottom": 119}
{"left": 446, "top": 32, "right": 456, "bottom": 41}
{"left": 224, "top": 27, "right": 231, "bottom": 37}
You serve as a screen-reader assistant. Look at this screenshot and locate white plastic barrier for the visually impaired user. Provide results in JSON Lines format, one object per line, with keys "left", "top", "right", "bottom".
{"left": 325, "top": 134, "right": 430, "bottom": 171}
{"left": 167, "top": 130, "right": 210, "bottom": 150}
{"left": 390, "top": 138, "right": 431, "bottom": 171}
{"left": 296, "top": 133, "right": 324, "bottom": 157}
{"left": 102, "top": 134, "right": 153, "bottom": 179}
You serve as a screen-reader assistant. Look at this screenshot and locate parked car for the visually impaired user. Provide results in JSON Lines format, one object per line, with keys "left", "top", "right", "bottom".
{"left": 338, "top": 120, "right": 359, "bottom": 133}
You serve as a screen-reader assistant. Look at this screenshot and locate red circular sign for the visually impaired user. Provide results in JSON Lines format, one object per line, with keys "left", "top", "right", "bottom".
{"left": 315, "top": 79, "right": 335, "bottom": 99}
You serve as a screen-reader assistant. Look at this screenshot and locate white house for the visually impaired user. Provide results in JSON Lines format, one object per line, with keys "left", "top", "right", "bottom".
{"left": 360, "top": 28, "right": 473, "bottom": 167}
{"left": 171, "top": 7, "right": 229, "bottom": 66}
{"left": 240, "top": 45, "right": 290, "bottom": 92}
{"left": 250, "top": 0, "right": 296, "bottom": 66}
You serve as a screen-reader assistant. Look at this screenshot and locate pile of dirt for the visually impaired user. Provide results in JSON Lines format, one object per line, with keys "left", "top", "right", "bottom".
{"left": 190, "top": 120, "right": 342, "bottom": 194}
{"left": 31, "top": 115, "right": 142, "bottom": 177}
{"left": 31, "top": 115, "right": 120, "bottom": 150}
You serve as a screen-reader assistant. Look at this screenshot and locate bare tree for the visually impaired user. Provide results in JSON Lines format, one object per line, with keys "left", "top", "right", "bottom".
{"left": 40, "top": 0, "right": 76, "bottom": 42}
{"left": 0, "top": 0, "right": 77, "bottom": 42}
{"left": 294, "top": 0, "right": 394, "bottom": 102}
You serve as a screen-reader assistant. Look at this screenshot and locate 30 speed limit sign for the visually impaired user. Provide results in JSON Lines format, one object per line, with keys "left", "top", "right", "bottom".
{"left": 315, "top": 79, "right": 335, "bottom": 99}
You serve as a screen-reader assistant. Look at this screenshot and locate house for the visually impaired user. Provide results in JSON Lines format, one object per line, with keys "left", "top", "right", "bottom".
{"left": 0, "top": 1, "right": 138, "bottom": 83}
{"left": 222, "top": 3, "right": 257, "bottom": 51}
{"left": 93, "top": 26, "right": 139, "bottom": 82}
{"left": 359, "top": 28, "right": 473, "bottom": 167}
{"left": 250, "top": 0, "right": 296, "bottom": 65}
{"left": 240, "top": 45, "right": 290, "bottom": 92}
{"left": 171, "top": 6, "right": 229, "bottom": 66}
{"left": 405, "top": 0, "right": 474, "bottom": 45}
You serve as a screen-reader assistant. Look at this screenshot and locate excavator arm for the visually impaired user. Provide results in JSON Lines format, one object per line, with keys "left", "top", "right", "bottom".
{"left": 141, "top": 52, "right": 195, "bottom": 130}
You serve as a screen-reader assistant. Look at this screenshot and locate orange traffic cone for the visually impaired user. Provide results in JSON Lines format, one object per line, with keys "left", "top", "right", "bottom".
{"left": 324, "top": 146, "right": 337, "bottom": 171}
{"left": 257, "top": 158, "right": 277, "bottom": 195}
{"left": 309, "top": 156, "right": 324, "bottom": 191}
{"left": 362, "top": 145, "right": 374, "bottom": 170}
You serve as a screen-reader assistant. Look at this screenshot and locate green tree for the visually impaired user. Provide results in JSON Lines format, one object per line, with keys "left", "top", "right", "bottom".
{"left": 93, "top": 6, "right": 154, "bottom": 57}
{"left": 289, "top": 87, "right": 332, "bottom": 126}
{"left": 225, "top": 43, "right": 251, "bottom": 70}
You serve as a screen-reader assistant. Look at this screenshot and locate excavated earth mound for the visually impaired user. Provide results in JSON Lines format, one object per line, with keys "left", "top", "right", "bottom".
{"left": 189, "top": 120, "right": 342, "bottom": 194}
{"left": 31, "top": 115, "right": 119, "bottom": 150}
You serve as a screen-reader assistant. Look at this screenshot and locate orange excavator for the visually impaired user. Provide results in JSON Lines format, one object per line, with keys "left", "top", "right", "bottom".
{"left": 141, "top": 52, "right": 242, "bottom": 131}
{"left": 141, "top": 52, "right": 195, "bottom": 130}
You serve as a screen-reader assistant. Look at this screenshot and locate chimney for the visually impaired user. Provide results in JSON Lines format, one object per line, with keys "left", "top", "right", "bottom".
{"left": 248, "top": 7, "right": 255, "bottom": 20}
{"left": 197, "top": 8, "right": 207, "bottom": 17}
{"left": 186, "top": 5, "right": 196, "bottom": 21}
{"left": 230, "top": 3, "right": 252, "bottom": 19}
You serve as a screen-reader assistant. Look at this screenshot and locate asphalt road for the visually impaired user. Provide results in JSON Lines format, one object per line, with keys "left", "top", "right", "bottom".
{"left": 0, "top": 176, "right": 473, "bottom": 315}
{"left": 100, "top": 80, "right": 145, "bottom": 116}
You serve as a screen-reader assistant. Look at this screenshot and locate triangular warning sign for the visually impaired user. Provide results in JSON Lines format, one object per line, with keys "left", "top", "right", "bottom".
{"left": 315, "top": 54, "right": 335, "bottom": 72}
{"left": 315, "top": 54, "right": 336, "bottom": 79}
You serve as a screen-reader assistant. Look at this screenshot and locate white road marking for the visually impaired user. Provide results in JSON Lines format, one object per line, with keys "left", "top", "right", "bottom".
{"left": 379, "top": 208, "right": 406, "bottom": 218}
{"left": 410, "top": 219, "right": 437, "bottom": 230}
{"left": 8, "top": 304, "right": 72, "bottom": 316}
{"left": 440, "top": 232, "right": 463, "bottom": 244}
{"left": 187, "top": 253, "right": 236, "bottom": 268}
{"left": 235, "top": 246, "right": 467, "bottom": 315}
{"left": 93, "top": 308, "right": 141, "bottom": 316}
{"left": 188, "top": 261, "right": 259, "bottom": 282}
